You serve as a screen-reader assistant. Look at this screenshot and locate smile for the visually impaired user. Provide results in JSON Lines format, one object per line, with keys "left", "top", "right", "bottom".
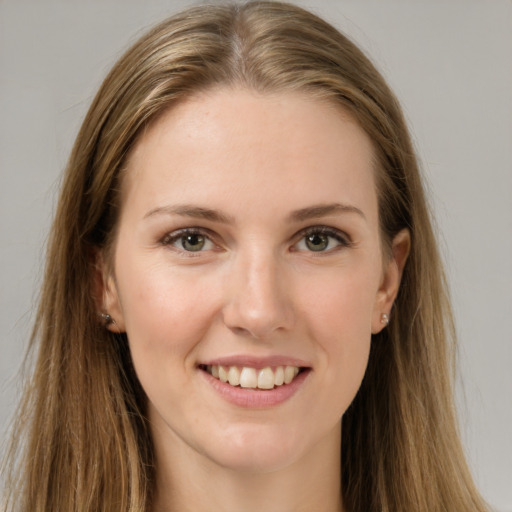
{"left": 202, "top": 364, "right": 302, "bottom": 390}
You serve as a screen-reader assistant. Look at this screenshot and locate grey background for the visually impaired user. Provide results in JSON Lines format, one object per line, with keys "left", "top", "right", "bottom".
{"left": 1, "top": 1, "right": 511, "bottom": 510}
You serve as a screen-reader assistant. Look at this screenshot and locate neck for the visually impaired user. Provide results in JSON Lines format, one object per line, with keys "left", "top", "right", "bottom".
{"left": 151, "top": 423, "right": 344, "bottom": 512}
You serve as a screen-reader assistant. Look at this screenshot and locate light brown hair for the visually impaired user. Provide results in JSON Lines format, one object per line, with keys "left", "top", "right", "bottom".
{"left": 3, "top": 2, "right": 489, "bottom": 511}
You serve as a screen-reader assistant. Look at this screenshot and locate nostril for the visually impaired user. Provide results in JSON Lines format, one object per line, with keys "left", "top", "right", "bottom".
{"left": 229, "top": 326, "right": 251, "bottom": 336}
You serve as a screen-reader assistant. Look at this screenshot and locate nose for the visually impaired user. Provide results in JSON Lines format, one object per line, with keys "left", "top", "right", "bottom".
{"left": 222, "top": 249, "right": 295, "bottom": 339}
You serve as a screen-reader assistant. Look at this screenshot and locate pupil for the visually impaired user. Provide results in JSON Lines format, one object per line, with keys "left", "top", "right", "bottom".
{"left": 306, "top": 233, "right": 328, "bottom": 251}
{"left": 183, "top": 234, "right": 205, "bottom": 251}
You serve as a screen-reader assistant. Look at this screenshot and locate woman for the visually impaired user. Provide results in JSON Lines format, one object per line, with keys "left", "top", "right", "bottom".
{"left": 3, "top": 2, "right": 490, "bottom": 511}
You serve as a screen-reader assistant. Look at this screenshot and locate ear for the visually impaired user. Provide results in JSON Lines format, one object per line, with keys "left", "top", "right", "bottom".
{"left": 371, "top": 229, "right": 410, "bottom": 334}
{"left": 91, "top": 249, "right": 126, "bottom": 333}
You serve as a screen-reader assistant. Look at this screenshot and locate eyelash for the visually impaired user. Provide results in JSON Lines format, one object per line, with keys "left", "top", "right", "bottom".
{"left": 159, "top": 226, "right": 352, "bottom": 254}
{"left": 294, "top": 226, "right": 353, "bottom": 253}
{"left": 160, "top": 228, "right": 216, "bottom": 254}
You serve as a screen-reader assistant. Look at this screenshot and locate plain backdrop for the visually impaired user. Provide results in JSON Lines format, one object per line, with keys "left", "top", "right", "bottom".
{"left": 1, "top": 0, "right": 511, "bottom": 510}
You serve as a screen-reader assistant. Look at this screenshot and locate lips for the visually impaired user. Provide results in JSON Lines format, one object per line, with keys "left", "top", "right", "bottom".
{"left": 198, "top": 357, "right": 311, "bottom": 407}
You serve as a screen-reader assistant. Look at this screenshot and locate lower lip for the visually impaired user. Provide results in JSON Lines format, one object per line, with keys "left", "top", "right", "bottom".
{"left": 200, "top": 368, "right": 311, "bottom": 408}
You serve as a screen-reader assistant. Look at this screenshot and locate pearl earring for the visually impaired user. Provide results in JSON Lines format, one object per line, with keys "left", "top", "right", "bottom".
{"left": 381, "top": 313, "right": 389, "bottom": 326}
{"left": 100, "top": 313, "right": 114, "bottom": 326}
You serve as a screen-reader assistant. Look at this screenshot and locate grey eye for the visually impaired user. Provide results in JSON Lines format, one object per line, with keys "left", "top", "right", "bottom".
{"left": 181, "top": 234, "right": 206, "bottom": 251}
{"left": 162, "top": 229, "right": 216, "bottom": 253}
{"left": 294, "top": 228, "right": 350, "bottom": 253}
{"left": 305, "top": 233, "right": 329, "bottom": 251}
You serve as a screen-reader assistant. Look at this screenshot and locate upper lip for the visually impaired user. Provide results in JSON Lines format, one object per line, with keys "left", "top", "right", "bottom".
{"left": 199, "top": 355, "right": 311, "bottom": 370}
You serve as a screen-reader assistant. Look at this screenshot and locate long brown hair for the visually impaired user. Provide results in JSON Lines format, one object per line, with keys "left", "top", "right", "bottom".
{"left": 3, "top": 2, "right": 489, "bottom": 511}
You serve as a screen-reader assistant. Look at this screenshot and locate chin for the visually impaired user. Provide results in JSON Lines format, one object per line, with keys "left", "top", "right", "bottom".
{"left": 201, "top": 424, "right": 307, "bottom": 474}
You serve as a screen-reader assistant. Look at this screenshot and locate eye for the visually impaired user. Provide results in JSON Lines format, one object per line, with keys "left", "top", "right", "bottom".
{"left": 161, "top": 229, "right": 216, "bottom": 253}
{"left": 294, "top": 227, "right": 351, "bottom": 253}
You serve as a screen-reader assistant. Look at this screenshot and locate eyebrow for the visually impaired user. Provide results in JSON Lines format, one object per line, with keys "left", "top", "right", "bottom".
{"left": 288, "top": 203, "right": 366, "bottom": 222}
{"left": 143, "top": 204, "right": 234, "bottom": 224}
{"left": 143, "top": 202, "right": 365, "bottom": 224}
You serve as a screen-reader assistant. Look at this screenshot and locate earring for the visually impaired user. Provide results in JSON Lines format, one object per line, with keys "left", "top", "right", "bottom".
{"left": 100, "top": 313, "right": 114, "bottom": 326}
{"left": 380, "top": 313, "right": 389, "bottom": 326}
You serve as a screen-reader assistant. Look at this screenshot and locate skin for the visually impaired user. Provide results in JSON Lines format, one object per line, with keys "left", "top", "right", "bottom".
{"left": 100, "top": 87, "right": 409, "bottom": 512}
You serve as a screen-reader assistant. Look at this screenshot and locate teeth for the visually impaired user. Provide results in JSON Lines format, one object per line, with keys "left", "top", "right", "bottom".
{"left": 257, "top": 367, "right": 275, "bottom": 389}
{"left": 218, "top": 365, "right": 228, "bottom": 383}
{"left": 228, "top": 366, "right": 240, "bottom": 386}
{"left": 240, "top": 367, "right": 257, "bottom": 388}
{"left": 205, "top": 364, "right": 302, "bottom": 389}
{"left": 274, "top": 366, "right": 284, "bottom": 386}
{"left": 284, "top": 365, "right": 296, "bottom": 384}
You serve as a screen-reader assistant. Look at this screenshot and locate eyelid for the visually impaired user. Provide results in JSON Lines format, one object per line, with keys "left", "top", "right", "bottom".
{"left": 160, "top": 227, "right": 219, "bottom": 251}
{"left": 158, "top": 225, "right": 352, "bottom": 254}
{"left": 292, "top": 225, "right": 353, "bottom": 251}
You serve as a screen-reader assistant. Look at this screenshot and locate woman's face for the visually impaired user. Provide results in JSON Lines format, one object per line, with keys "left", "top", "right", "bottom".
{"left": 103, "top": 88, "right": 405, "bottom": 473}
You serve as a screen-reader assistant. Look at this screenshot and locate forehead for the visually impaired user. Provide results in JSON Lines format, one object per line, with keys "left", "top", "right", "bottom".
{"left": 122, "top": 87, "right": 378, "bottom": 222}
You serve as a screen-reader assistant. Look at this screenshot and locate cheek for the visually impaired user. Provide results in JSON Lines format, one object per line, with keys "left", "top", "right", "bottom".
{"left": 115, "top": 258, "right": 221, "bottom": 367}
{"left": 301, "top": 262, "right": 379, "bottom": 338}
{"left": 298, "top": 264, "right": 378, "bottom": 406}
